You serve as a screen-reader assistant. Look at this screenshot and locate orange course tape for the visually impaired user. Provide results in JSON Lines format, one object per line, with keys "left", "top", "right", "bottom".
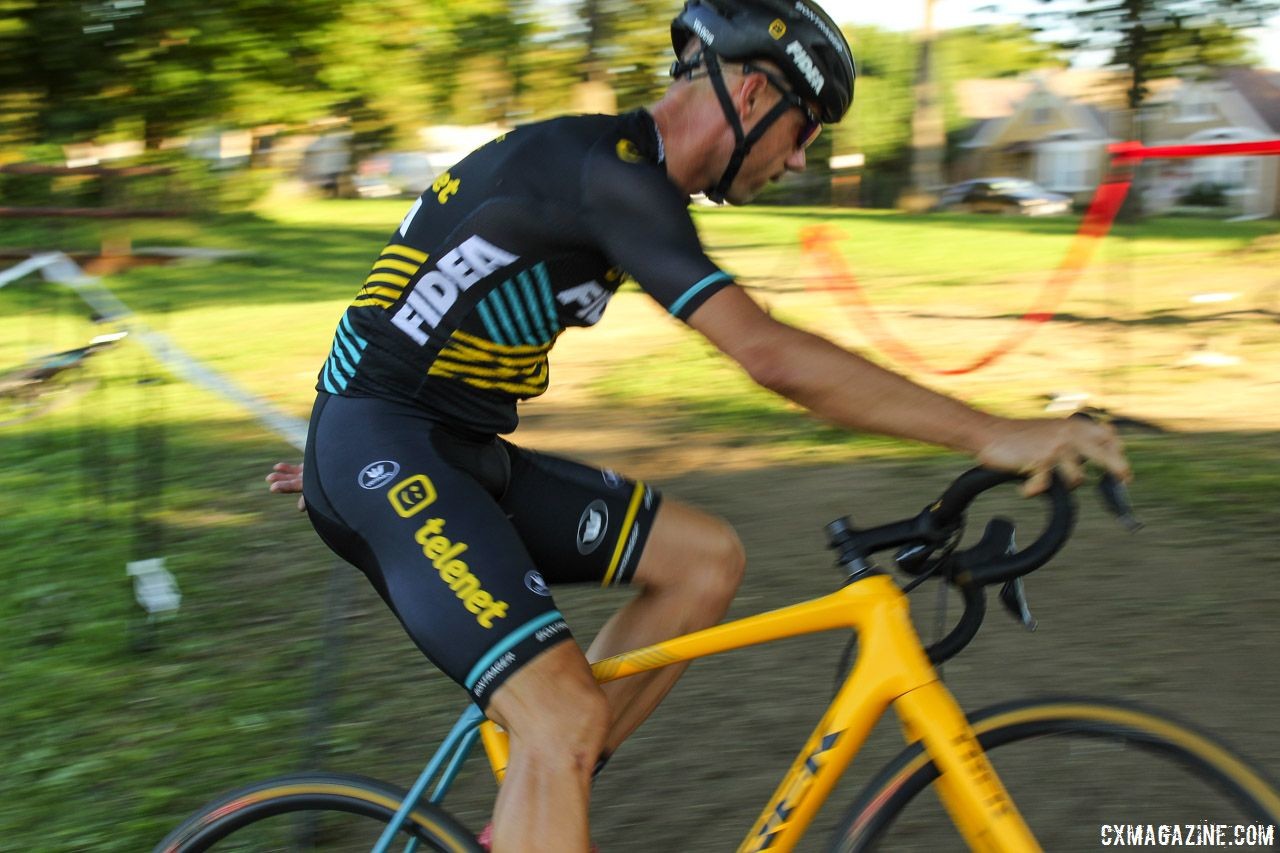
{"left": 800, "top": 178, "right": 1132, "bottom": 376}
{"left": 802, "top": 137, "right": 1280, "bottom": 376}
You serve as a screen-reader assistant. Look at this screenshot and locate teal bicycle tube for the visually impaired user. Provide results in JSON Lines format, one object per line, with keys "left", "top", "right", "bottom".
{"left": 431, "top": 726, "right": 482, "bottom": 803}
{"left": 372, "top": 706, "right": 486, "bottom": 853}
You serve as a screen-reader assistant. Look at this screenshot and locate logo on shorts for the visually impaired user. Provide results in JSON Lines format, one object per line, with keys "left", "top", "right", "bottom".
{"left": 525, "top": 570, "right": 551, "bottom": 596}
{"left": 601, "top": 469, "right": 625, "bottom": 489}
{"left": 358, "top": 460, "right": 400, "bottom": 490}
{"left": 388, "top": 474, "right": 437, "bottom": 517}
{"left": 577, "top": 500, "right": 609, "bottom": 555}
{"left": 616, "top": 138, "right": 643, "bottom": 164}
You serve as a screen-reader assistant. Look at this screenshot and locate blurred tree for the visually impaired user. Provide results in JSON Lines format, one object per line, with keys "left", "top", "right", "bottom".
{"left": 939, "top": 24, "right": 1066, "bottom": 79}
{"left": 0, "top": 0, "right": 345, "bottom": 151}
{"left": 315, "top": 0, "right": 532, "bottom": 155}
{"left": 910, "top": 0, "right": 945, "bottom": 200}
{"left": 830, "top": 28, "right": 913, "bottom": 206}
{"left": 446, "top": 0, "right": 539, "bottom": 122}
{"left": 1032, "top": 0, "right": 1277, "bottom": 108}
{"left": 0, "top": 0, "right": 556, "bottom": 165}
{"left": 573, "top": 0, "right": 673, "bottom": 111}
{"left": 0, "top": 1, "right": 40, "bottom": 155}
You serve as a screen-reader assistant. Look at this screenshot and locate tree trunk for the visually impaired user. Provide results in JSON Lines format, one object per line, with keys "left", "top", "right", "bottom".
{"left": 908, "top": 0, "right": 945, "bottom": 208}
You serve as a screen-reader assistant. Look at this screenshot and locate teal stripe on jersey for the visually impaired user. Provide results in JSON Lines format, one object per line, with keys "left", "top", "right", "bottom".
{"left": 484, "top": 288, "right": 522, "bottom": 345}
{"left": 323, "top": 359, "right": 348, "bottom": 391}
{"left": 499, "top": 282, "right": 537, "bottom": 345}
{"left": 321, "top": 364, "right": 341, "bottom": 394}
{"left": 668, "top": 271, "right": 733, "bottom": 318}
{"left": 465, "top": 611, "right": 566, "bottom": 689}
{"left": 515, "top": 272, "right": 549, "bottom": 342}
{"left": 340, "top": 313, "right": 368, "bottom": 349}
{"left": 329, "top": 337, "right": 355, "bottom": 377}
{"left": 333, "top": 324, "right": 362, "bottom": 365}
{"left": 475, "top": 300, "right": 506, "bottom": 345}
{"left": 531, "top": 263, "right": 561, "bottom": 333}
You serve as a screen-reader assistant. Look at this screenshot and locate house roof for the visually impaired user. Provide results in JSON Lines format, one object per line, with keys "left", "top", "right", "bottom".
{"left": 1218, "top": 67, "right": 1280, "bottom": 133}
{"left": 954, "top": 79, "right": 1034, "bottom": 120}
{"left": 955, "top": 70, "right": 1182, "bottom": 120}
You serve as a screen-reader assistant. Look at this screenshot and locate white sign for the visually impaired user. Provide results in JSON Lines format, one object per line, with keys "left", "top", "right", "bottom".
{"left": 127, "top": 558, "right": 181, "bottom": 615}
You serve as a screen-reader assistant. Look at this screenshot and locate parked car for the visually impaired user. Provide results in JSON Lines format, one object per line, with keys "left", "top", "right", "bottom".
{"left": 937, "top": 178, "right": 1072, "bottom": 216}
{"left": 353, "top": 152, "right": 438, "bottom": 198}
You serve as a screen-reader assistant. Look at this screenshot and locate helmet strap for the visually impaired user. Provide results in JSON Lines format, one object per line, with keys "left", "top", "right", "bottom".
{"left": 701, "top": 51, "right": 795, "bottom": 203}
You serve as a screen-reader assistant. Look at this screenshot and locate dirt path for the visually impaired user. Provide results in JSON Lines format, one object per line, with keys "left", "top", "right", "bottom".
{"left": 470, "top": 291, "right": 1280, "bottom": 850}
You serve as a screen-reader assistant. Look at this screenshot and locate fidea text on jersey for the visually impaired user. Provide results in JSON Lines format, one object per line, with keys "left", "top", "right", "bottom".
{"left": 391, "top": 235, "right": 521, "bottom": 344}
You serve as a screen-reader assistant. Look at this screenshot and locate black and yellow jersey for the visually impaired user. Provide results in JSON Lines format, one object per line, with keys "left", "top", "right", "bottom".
{"left": 317, "top": 109, "right": 735, "bottom": 434}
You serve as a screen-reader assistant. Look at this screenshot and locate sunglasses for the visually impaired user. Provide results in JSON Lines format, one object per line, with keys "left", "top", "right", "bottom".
{"left": 742, "top": 63, "right": 823, "bottom": 150}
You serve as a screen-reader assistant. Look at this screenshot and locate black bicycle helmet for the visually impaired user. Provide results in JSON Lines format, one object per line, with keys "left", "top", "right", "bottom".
{"left": 669, "top": 0, "right": 855, "bottom": 201}
{"left": 671, "top": 0, "right": 855, "bottom": 124}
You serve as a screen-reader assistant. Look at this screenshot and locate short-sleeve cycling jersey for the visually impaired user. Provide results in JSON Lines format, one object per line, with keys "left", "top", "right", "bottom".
{"left": 316, "top": 109, "right": 735, "bottom": 434}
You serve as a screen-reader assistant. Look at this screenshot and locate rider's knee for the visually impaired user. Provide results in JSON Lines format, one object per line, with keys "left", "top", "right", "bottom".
{"left": 519, "top": 681, "right": 609, "bottom": 768}
{"left": 503, "top": 675, "right": 610, "bottom": 769}
{"left": 634, "top": 505, "right": 745, "bottom": 613}
{"left": 694, "top": 519, "right": 746, "bottom": 604}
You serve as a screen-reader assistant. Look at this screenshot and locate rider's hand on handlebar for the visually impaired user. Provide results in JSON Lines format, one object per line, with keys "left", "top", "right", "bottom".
{"left": 266, "top": 461, "right": 307, "bottom": 512}
{"left": 976, "top": 416, "right": 1131, "bottom": 498}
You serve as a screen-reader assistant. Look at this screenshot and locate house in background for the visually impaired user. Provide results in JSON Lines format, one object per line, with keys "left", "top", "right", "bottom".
{"left": 953, "top": 72, "right": 1126, "bottom": 206}
{"left": 951, "top": 68, "right": 1279, "bottom": 218}
{"left": 1141, "top": 68, "right": 1280, "bottom": 219}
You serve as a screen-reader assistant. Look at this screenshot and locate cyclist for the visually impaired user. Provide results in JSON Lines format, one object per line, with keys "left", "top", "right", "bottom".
{"left": 268, "top": 1, "right": 1131, "bottom": 850}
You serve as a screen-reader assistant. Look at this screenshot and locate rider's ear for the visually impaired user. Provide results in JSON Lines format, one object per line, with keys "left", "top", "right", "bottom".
{"left": 739, "top": 73, "right": 764, "bottom": 117}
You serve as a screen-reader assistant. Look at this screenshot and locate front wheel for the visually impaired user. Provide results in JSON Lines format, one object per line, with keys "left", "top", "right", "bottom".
{"left": 833, "top": 698, "right": 1280, "bottom": 851}
{"left": 155, "top": 772, "right": 483, "bottom": 852}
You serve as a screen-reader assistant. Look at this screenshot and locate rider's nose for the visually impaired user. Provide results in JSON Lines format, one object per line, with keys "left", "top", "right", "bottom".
{"left": 786, "top": 146, "right": 807, "bottom": 172}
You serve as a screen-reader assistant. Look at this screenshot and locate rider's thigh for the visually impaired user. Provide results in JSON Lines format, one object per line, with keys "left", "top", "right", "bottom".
{"left": 303, "top": 393, "right": 576, "bottom": 710}
{"left": 631, "top": 498, "right": 746, "bottom": 597}
{"left": 498, "top": 444, "right": 663, "bottom": 588}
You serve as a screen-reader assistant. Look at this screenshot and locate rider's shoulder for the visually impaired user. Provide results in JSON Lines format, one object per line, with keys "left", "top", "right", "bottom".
{"left": 585, "top": 109, "right": 665, "bottom": 170}
{"left": 577, "top": 110, "right": 688, "bottom": 211}
{"left": 482, "top": 112, "right": 660, "bottom": 179}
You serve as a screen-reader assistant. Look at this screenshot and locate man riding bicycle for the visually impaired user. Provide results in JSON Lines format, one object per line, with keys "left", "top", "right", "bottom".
{"left": 268, "top": 1, "right": 1131, "bottom": 850}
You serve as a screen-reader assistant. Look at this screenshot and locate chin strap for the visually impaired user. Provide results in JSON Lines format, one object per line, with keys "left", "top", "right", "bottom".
{"left": 674, "top": 50, "right": 794, "bottom": 203}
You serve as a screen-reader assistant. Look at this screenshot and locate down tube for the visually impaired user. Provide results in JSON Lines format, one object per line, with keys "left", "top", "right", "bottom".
{"left": 893, "top": 681, "right": 1041, "bottom": 852}
{"left": 737, "top": 652, "right": 897, "bottom": 853}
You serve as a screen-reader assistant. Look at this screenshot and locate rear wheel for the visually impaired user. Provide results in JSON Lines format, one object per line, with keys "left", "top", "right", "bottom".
{"left": 155, "top": 772, "right": 482, "bottom": 853}
{"left": 832, "top": 698, "right": 1280, "bottom": 851}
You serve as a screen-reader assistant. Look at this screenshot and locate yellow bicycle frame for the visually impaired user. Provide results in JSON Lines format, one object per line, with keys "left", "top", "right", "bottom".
{"left": 478, "top": 574, "right": 1041, "bottom": 852}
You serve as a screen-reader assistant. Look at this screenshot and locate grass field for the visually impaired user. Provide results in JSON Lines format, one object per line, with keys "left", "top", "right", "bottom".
{"left": 1, "top": 200, "right": 1277, "bottom": 851}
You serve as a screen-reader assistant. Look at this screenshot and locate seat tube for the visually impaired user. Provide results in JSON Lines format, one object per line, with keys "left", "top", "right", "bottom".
{"left": 478, "top": 719, "right": 509, "bottom": 783}
{"left": 894, "top": 681, "right": 1042, "bottom": 852}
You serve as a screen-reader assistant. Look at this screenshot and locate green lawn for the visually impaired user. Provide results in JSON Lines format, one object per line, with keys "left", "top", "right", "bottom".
{"left": 1, "top": 200, "right": 1277, "bottom": 850}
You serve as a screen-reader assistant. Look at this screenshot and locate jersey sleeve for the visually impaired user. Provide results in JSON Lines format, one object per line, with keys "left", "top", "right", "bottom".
{"left": 581, "top": 140, "right": 735, "bottom": 322}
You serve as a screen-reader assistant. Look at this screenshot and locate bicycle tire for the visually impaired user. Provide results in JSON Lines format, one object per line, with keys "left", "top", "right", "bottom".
{"left": 154, "top": 771, "right": 483, "bottom": 853}
{"left": 832, "top": 697, "right": 1280, "bottom": 851}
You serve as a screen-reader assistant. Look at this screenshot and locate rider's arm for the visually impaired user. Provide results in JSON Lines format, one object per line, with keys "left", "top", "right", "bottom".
{"left": 687, "top": 286, "right": 1131, "bottom": 494}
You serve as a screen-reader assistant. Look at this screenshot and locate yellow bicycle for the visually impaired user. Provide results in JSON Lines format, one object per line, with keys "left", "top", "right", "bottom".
{"left": 158, "top": 468, "right": 1280, "bottom": 852}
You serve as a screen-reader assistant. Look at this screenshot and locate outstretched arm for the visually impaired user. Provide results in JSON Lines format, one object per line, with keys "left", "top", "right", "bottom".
{"left": 688, "top": 286, "right": 1131, "bottom": 495}
{"left": 266, "top": 462, "right": 307, "bottom": 511}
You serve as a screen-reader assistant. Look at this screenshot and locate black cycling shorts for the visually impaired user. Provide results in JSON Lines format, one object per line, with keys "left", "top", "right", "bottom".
{"left": 302, "top": 392, "right": 661, "bottom": 707}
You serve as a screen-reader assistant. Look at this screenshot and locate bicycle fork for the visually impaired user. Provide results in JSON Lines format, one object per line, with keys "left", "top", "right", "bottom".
{"left": 895, "top": 682, "right": 1042, "bottom": 852}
